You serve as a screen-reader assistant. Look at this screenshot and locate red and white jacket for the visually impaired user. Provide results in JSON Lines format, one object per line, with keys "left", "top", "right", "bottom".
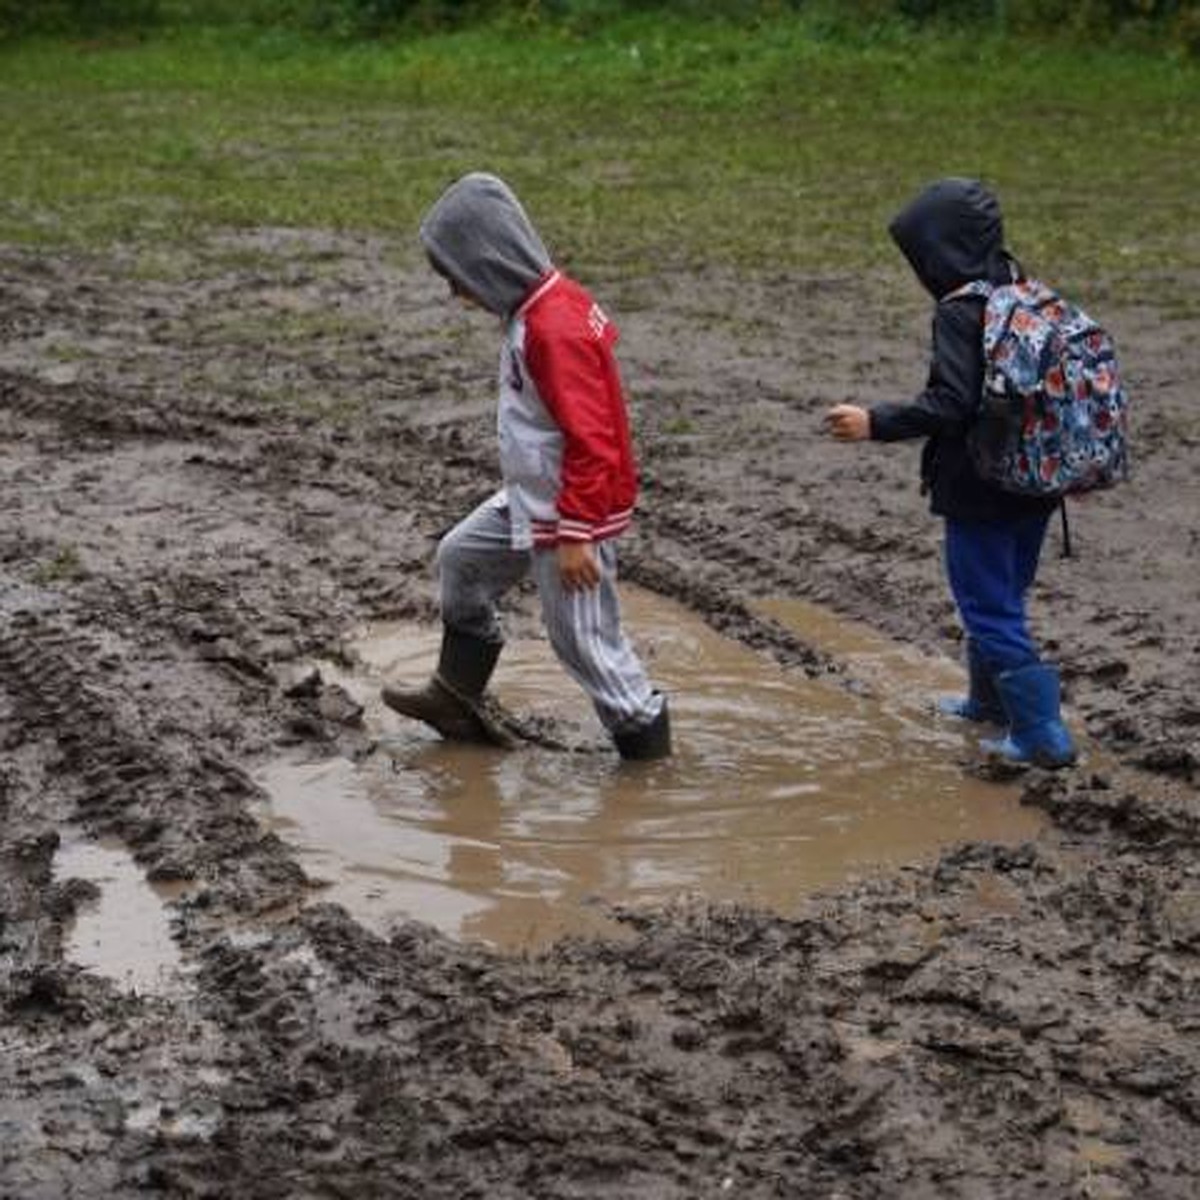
{"left": 498, "top": 270, "right": 638, "bottom": 550}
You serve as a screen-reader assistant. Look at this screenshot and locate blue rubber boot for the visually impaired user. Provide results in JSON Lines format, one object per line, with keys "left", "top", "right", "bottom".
{"left": 981, "top": 663, "right": 1077, "bottom": 768}
{"left": 937, "top": 640, "right": 1004, "bottom": 723}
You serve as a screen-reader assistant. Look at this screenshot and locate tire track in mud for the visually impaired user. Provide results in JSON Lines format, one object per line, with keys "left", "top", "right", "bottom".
{"left": 0, "top": 610, "right": 308, "bottom": 921}
{"left": 0, "top": 368, "right": 948, "bottom": 1194}
{"left": 147, "top": 902, "right": 895, "bottom": 1199}
{"left": 628, "top": 466, "right": 936, "bottom": 660}
{"left": 3, "top": 247, "right": 1199, "bottom": 1196}
{"left": 0, "top": 369, "right": 218, "bottom": 445}
{"left": 117, "top": 818, "right": 1200, "bottom": 1198}
{"left": 0, "top": 606, "right": 372, "bottom": 1190}
{"left": 2, "top": 259, "right": 1194, "bottom": 878}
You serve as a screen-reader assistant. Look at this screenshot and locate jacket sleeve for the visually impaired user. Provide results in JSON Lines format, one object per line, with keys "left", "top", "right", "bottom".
{"left": 524, "top": 324, "right": 620, "bottom": 540}
{"left": 868, "top": 299, "right": 985, "bottom": 442}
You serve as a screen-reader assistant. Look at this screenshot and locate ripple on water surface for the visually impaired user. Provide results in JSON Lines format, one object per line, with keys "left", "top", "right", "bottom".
{"left": 256, "top": 587, "right": 1043, "bottom": 949}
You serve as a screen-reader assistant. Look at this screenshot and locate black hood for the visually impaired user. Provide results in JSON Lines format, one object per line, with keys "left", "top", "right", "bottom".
{"left": 889, "top": 178, "right": 1014, "bottom": 299}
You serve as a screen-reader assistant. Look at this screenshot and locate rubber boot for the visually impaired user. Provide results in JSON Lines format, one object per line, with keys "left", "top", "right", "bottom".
{"left": 613, "top": 696, "right": 672, "bottom": 762}
{"left": 381, "top": 628, "right": 508, "bottom": 746}
{"left": 981, "top": 663, "right": 1077, "bottom": 768}
{"left": 937, "top": 640, "right": 1004, "bottom": 723}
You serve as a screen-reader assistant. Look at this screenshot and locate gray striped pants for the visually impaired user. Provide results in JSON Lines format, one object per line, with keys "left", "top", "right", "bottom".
{"left": 437, "top": 494, "right": 663, "bottom": 734}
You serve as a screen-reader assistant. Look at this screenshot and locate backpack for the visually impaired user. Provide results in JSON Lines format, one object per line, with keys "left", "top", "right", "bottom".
{"left": 946, "top": 279, "right": 1130, "bottom": 498}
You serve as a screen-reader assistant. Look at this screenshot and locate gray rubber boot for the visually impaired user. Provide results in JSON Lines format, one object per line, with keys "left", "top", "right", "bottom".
{"left": 381, "top": 628, "right": 509, "bottom": 746}
{"left": 613, "top": 696, "right": 672, "bottom": 762}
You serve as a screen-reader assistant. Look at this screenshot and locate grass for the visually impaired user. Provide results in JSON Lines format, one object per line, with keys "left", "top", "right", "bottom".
{"left": 31, "top": 544, "right": 86, "bottom": 585}
{"left": 0, "top": 15, "right": 1197, "bottom": 294}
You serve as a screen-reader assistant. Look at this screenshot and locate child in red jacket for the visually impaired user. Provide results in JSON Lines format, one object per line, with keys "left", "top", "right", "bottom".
{"left": 382, "top": 172, "right": 670, "bottom": 760}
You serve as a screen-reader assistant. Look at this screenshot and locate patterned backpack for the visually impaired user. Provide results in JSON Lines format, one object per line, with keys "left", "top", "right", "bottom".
{"left": 946, "top": 279, "right": 1130, "bottom": 497}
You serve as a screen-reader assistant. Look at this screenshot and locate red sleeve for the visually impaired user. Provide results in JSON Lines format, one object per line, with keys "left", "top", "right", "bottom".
{"left": 524, "top": 323, "right": 621, "bottom": 540}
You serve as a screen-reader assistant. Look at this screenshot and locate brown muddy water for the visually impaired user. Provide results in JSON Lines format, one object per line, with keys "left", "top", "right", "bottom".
{"left": 53, "top": 838, "right": 189, "bottom": 996}
{"left": 256, "top": 588, "right": 1043, "bottom": 949}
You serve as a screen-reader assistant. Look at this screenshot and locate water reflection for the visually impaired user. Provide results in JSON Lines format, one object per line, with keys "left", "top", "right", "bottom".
{"left": 54, "top": 838, "right": 188, "bottom": 995}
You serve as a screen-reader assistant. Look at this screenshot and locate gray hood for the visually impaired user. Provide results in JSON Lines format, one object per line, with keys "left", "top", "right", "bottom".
{"left": 419, "top": 172, "right": 552, "bottom": 317}
{"left": 889, "top": 177, "right": 1014, "bottom": 300}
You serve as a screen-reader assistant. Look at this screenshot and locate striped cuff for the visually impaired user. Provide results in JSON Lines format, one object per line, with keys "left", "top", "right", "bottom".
{"left": 531, "top": 509, "right": 633, "bottom": 547}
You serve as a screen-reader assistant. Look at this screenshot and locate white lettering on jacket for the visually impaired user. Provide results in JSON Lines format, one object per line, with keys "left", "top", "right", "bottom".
{"left": 587, "top": 303, "right": 608, "bottom": 339}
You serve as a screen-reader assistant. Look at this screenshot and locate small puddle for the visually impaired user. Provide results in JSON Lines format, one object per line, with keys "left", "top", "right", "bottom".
{"left": 257, "top": 587, "right": 1042, "bottom": 950}
{"left": 754, "top": 596, "right": 967, "bottom": 704}
{"left": 54, "top": 838, "right": 187, "bottom": 996}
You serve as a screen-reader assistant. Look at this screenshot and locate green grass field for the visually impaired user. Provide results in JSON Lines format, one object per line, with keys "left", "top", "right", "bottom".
{"left": 1, "top": 15, "right": 1197, "bottom": 294}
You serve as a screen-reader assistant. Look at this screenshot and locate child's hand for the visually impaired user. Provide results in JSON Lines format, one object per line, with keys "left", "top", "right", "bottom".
{"left": 825, "top": 404, "right": 871, "bottom": 441}
{"left": 558, "top": 541, "right": 601, "bottom": 592}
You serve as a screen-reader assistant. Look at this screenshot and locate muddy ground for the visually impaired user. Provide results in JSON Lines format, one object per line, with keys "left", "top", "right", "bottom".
{"left": 1, "top": 232, "right": 1198, "bottom": 1199}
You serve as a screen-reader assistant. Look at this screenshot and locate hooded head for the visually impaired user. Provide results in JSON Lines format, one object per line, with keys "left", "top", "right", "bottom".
{"left": 889, "top": 178, "right": 1015, "bottom": 300}
{"left": 419, "top": 172, "right": 553, "bottom": 317}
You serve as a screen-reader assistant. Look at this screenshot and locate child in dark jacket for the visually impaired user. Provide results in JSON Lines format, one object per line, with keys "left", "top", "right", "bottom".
{"left": 382, "top": 172, "right": 670, "bottom": 761}
{"left": 826, "top": 177, "right": 1076, "bottom": 768}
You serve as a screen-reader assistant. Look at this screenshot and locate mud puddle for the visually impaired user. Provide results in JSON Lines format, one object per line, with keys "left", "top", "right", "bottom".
{"left": 256, "top": 588, "right": 1042, "bottom": 949}
{"left": 53, "top": 838, "right": 189, "bottom": 996}
{"left": 755, "top": 596, "right": 967, "bottom": 706}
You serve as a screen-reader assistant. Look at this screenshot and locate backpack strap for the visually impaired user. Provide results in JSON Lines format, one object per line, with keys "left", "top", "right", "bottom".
{"left": 1059, "top": 497, "right": 1073, "bottom": 560}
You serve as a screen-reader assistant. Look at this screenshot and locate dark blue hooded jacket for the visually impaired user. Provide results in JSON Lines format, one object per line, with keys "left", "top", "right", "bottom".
{"left": 869, "top": 178, "right": 1057, "bottom": 523}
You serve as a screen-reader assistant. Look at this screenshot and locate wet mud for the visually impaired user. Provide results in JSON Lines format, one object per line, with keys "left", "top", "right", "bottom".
{"left": 255, "top": 587, "right": 1043, "bottom": 951}
{"left": 1, "top": 234, "right": 1197, "bottom": 1197}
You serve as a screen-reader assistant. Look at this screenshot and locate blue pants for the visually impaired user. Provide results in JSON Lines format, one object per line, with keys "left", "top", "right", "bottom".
{"left": 943, "top": 513, "right": 1051, "bottom": 675}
